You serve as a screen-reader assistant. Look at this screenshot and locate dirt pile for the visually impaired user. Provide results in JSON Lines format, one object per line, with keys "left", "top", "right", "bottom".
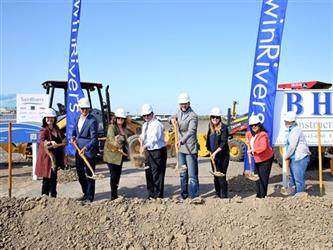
{"left": 57, "top": 168, "right": 78, "bottom": 184}
{"left": 1, "top": 195, "right": 332, "bottom": 249}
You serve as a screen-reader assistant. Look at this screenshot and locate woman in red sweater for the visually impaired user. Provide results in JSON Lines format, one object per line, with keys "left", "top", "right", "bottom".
{"left": 36, "top": 108, "right": 66, "bottom": 197}
{"left": 245, "top": 115, "right": 274, "bottom": 198}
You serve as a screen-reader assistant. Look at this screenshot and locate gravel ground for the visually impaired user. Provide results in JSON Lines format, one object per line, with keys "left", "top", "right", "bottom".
{"left": 1, "top": 119, "right": 332, "bottom": 249}
{"left": 1, "top": 156, "right": 333, "bottom": 249}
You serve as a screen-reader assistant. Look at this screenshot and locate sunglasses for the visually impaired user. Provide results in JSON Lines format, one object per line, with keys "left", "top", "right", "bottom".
{"left": 143, "top": 113, "right": 151, "bottom": 118}
{"left": 80, "top": 107, "right": 89, "bottom": 110}
{"left": 116, "top": 117, "right": 125, "bottom": 120}
{"left": 211, "top": 116, "right": 220, "bottom": 119}
{"left": 250, "top": 123, "right": 259, "bottom": 128}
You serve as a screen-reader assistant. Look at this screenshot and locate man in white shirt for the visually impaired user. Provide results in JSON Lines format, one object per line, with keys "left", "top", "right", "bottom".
{"left": 139, "top": 104, "right": 167, "bottom": 199}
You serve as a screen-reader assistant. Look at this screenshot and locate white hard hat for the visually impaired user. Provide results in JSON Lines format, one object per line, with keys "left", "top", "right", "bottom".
{"left": 141, "top": 104, "right": 153, "bottom": 116}
{"left": 284, "top": 111, "right": 296, "bottom": 122}
{"left": 115, "top": 108, "right": 126, "bottom": 118}
{"left": 44, "top": 108, "right": 57, "bottom": 118}
{"left": 78, "top": 97, "right": 90, "bottom": 108}
{"left": 210, "top": 107, "right": 221, "bottom": 117}
{"left": 249, "top": 115, "right": 261, "bottom": 125}
{"left": 178, "top": 92, "right": 190, "bottom": 104}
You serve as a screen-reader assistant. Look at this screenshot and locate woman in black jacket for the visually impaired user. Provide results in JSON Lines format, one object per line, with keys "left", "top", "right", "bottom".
{"left": 206, "top": 107, "right": 230, "bottom": 198}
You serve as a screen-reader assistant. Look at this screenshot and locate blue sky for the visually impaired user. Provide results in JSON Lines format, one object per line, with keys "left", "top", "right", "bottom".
{"left": 1, "top": 0, "right": 332, "bottom": 115}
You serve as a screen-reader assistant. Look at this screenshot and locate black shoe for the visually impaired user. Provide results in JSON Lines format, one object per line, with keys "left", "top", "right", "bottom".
{"left": 111, "top": 196, "right": 118, "bottom": 201}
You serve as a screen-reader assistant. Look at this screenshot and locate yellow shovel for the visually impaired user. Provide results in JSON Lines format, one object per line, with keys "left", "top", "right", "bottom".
{"left": 245, "top": 143, "right": 259, "bottom": 181}
{"left": 72, "top": 141, "right": 100, "bottom": 180}
{"left": 172, "top": 119, "right": 187, "bottom": 174}
{"left": 209, "top": 153, "right": 225, "bottom": 177}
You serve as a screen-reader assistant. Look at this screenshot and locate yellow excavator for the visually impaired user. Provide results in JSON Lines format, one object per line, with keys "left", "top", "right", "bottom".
{"left": 196, "top": 101, "right": 249, "bottom": 162}
{"left": 2, "top": 80, "right": 175, "bottom": 165}
{"left": 45, "top": 80, "right": 177, "bottom": 165}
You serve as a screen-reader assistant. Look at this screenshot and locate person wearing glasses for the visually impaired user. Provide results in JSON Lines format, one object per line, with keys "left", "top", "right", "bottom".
{"left": 103, "top": 108, "right": 131, "bottom": 200}
{"left": 71, "top": 97, "right": 98, "bottom": 203}
{"left": 171, "top": 93, "right": 200, "bottom": 202}
{"left": 284, "top": 111, "right": 311, "bottom": 195}
{"left": 139, "top": 104, "right": 167, "bottom": 199}
{"left": 205, "top": 107, "right": 230, "bottom": 198}
{"left": 245, "top": 115, "right": 274, "bottom": 198}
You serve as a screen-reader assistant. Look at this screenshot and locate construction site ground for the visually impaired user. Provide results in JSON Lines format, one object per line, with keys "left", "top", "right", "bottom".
{"left": 1, "top": 151, "right": 333, "bottom": 249}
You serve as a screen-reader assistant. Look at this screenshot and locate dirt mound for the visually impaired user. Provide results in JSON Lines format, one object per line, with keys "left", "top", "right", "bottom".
{"left": 57, "top": 168, "right": 78, "bottom": 184}
{"left": 1, "top": 195, "right": 332, "bottom": 249}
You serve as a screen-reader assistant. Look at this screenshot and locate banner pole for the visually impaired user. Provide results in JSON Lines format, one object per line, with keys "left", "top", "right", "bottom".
{"left": 317, "top": 122, "right": 323, "bottom": 196}
{"left": 8, "top": 122, "right": 12, "bottom": 198}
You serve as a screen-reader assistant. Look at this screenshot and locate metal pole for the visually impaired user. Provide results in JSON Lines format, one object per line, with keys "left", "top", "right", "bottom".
{"left": 8, "top": 122, "right": 12, "bottom": 198}
{"left": 317, "top": 122, "right": 323, "bottom": 196}
{"left": 282, "top": 146, "right": 288, "bottom": 188}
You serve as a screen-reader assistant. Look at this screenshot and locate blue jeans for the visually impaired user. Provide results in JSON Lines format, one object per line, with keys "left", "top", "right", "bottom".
{"left": 290, "top": 156, "right": 309, "bottom": 193}
{"left": 179, "top": 153, "right": 199, "bottom": 199}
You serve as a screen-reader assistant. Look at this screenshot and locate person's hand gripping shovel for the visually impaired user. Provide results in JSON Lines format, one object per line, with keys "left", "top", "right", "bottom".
{"left": 171, "top": 119, "right": 187, "bottom": 174}
{"left": 71, "top": 139, "right": 102, "bottom": 180}
{"left": 245, "top": 142, "right": 259, "bottom": 181}
{"left": 209, "top": 153, "right": 225, "bottom": 177}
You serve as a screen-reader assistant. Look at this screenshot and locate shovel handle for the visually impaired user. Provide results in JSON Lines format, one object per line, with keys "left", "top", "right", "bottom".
{"left": 209, "top": 153, "right": 217, "bottom": 173}
{"left": 246, "top": 143, "right": 253, "bottom": 175}
{"left": 172, "top": 120, "right": 180, "bottom": 173}
{"left": 71, "top": 141, "right": 96, "bottom": 177}
{"left": 172, "top": 120, "right": 179, "bottom": 154}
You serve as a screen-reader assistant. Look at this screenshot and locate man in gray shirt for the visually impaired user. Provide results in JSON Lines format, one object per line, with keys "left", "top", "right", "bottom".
{"left": 172, "top": 93, "right": 200, "bottom": 201}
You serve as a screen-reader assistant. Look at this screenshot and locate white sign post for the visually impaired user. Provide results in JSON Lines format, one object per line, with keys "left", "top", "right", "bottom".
{"left": 31, "top": 133, "right": 38, "bottom": 180}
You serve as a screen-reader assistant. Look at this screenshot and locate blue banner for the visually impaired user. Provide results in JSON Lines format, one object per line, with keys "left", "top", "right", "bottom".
{"left": 0, "top": 123, "right": 40, "bottom": 143}
{"left": 245, "top": 0, "right": 288, "bottom": 171}
{"left": 66, "top": 0, "right": 84, "bottom": 156}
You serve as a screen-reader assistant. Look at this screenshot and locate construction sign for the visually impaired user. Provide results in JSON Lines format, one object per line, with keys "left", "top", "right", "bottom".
{"left": 272, "top": 90, "right": 333, "bottom": 146}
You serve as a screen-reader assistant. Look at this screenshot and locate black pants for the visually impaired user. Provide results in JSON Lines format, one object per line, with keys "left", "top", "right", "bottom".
{"left": 212, "top": 154, "right": 229, "bottom": 198}
{"left": 42, "top": 169, "right": 57, "bottom": 197}
{"left": 255, "top": 157, "right": 273, "bottom": 198}
{"left": 75, "top": 154, "right": 96, "bottom": 201}
{"left": 107, "top": 163, "right": 122, "bottom": 199}
{"left": 145, "top": 147, "right": 167, "bottom": 198}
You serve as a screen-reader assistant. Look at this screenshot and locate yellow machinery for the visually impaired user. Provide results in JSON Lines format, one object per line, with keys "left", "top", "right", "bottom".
{"left": 2, "top": 80, "right": 176, "bottom": 165}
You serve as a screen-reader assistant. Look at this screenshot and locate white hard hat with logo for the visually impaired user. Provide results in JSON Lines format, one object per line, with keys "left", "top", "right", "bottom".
{"left": 249, "top": 115, "right": 261, "bottom": 125}
{"left": 44, "top": 108, "right": 57, "bottom": 118}
{"left": 78, "top": 97, "right": 90, "bottom": 108}
{"left": 210, "top": 107, "right": 221, "bottom": 116}
{"left": 115, "top": 108, "right": 126, "bottom": 118}
{"left": 141, "top": 104, "right": 153, "bottom": 116}
{"left": 178, "top": 92, "right": 190, "bottom": 104}
{"left": 284, "top": 111, "right": 296, "bottom": 122}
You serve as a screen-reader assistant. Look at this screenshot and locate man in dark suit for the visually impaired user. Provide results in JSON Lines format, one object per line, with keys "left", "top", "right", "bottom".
{"left": 72, "top": 97, "right": 98, "bottom": 202}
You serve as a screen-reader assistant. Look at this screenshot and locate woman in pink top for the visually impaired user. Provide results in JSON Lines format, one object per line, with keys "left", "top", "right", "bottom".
{"left": 245, "top": 115, "right": 274, "bottom": 198}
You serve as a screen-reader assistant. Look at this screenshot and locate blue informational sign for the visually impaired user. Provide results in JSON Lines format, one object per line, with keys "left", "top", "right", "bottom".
{"left": 0, "top": 123, "right": 40, "bottom": 144}
{"left": 245, "top": 0, "right": 288, "bottom": 171}
{"left": 66, "top": 0, "right": 84, "bottom": 156}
